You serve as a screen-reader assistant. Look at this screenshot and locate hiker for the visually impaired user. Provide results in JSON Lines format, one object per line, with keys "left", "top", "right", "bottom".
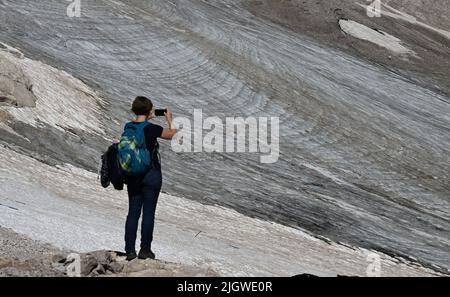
{"left": 120, "top": 96, "right": 177, "bottom": 261}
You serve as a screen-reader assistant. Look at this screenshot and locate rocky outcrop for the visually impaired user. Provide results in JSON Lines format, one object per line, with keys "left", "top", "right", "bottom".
{"left": 0, "top": 250, "right": 218, "bottom": 277}
{"left": 65, "top": 250, "right": 218, "bottom": 277}
{"left": 0, "top": 50, "right": 36, "bottom": 108}
{"left": 0, "top": 227, "right": 218, "bottom": 277}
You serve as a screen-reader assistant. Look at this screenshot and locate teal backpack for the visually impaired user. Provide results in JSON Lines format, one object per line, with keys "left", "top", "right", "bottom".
{"left": 118, "top": 122, "right": 152, "bottom": 175}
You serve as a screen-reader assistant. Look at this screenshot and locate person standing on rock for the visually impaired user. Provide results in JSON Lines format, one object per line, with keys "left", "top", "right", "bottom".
{"left": 119, "top": 96, "right": 177, "bottom": 261}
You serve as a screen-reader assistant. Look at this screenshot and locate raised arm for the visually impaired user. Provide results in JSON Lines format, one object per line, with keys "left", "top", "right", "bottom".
{"left": 160, "top": 109, "right": 177, "bottom": 140}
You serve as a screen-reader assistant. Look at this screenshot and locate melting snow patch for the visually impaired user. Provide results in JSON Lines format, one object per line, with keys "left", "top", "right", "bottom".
{"left": 339, "top": 19, "right": 415, "bottom": 55}
{"left": 0, "top": 44, "right": 106, "bottom": 135}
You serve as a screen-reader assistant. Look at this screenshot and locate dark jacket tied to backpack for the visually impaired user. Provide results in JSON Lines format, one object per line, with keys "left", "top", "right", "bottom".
{"left": 100, "top": 143, "right": 125, "bottom": 190}
{"left": 100, "top": 121, "right": 162, "bottom": 191}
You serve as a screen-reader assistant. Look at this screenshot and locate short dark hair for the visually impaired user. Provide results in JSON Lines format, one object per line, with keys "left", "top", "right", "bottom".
{"left": 132, "top": 96, "right": 153, "bottom": 116}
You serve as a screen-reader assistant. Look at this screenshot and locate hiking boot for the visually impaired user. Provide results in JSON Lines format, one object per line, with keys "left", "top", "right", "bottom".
{"left": 126, "top": 251, "right": 137, "bottom": 261}
{"left": 138, "top": 247, "right": 155, "bottom": 260}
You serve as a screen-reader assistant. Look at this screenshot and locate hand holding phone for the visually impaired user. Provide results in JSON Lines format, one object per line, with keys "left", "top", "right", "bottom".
{"left": 154, "top": 109, "right": 167, "bottom": 116}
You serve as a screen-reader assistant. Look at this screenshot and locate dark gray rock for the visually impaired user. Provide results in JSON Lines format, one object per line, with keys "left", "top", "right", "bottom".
{"left": 80, "top": 254, "right": 99, "bottom": 276}
{"left": 107, "top": 261, "right": 124, "bottom": 274}
{"left": 92, "top": 264, "right": 106, "bottom": 275}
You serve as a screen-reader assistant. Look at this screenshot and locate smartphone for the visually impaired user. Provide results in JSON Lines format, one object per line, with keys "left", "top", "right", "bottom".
{"left": 154, "top": 109, "right": 167, "bottom": 116}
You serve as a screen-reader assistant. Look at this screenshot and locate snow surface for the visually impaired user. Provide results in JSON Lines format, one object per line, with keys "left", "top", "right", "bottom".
{"left": 0, "top": 145, "right": 439, "bottom": 276}
{"left": 339, "top": 20, "right": 415, "bottom": 55}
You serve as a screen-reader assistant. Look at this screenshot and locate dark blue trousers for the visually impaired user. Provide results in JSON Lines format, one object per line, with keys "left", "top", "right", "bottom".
{"left": 125, "top": 169, "right": 162, "bottom": 253}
